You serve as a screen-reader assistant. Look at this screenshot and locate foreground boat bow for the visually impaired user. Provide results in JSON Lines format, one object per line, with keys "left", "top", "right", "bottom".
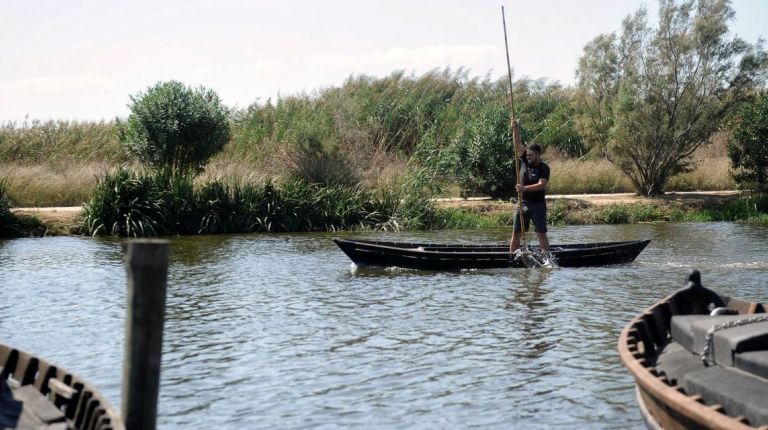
{"left": 334, "top": 238, "right": 650, "bottom": 270}
{"left": 1, "top": 343, "right": 123, "bottom": 429}
{"left": 618, "top": 270, "right": 768, "bottom": 429}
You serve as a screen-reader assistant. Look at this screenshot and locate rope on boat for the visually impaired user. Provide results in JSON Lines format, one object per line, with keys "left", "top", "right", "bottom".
{"left": 700, "top": 314, "right": 768, "bottom": 365}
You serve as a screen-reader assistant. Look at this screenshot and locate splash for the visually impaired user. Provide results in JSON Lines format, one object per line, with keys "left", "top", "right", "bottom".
{"left": 512, "top": 247, "right": 558, "bottom": 268}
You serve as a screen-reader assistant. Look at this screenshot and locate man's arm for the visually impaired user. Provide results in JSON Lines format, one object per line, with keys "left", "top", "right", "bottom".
{"left": 519, "top": 178, "right": 548, "bottom": 192}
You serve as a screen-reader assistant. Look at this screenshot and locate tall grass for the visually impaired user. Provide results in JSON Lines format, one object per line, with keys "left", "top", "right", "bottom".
{"left": 547, "top": 158, "right": 633, "bottom": 194}
{"left": 0, "top": 72, "right": 743, "bottom": 209}
{"left": 0, "top": 120, "right": 123, "bottom": 163}
{"left": 0, "top": 162, "right": 116, "bottom": 206}
{"left": 81, "top": 168, "right": 435, "bottom": 237}
{"left": 547, "top": 157, "right": 735, "bottom": 195}
{"left": 699, "top": 195, "right": 768, "bottom": 222}
{"left": 666, "top": 157, "right": 736, "bottom": 191}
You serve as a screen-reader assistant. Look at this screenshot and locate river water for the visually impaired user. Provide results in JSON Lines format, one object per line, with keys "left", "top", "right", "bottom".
{"left": 1, "top": 222, "right": 767, "bottom": 429}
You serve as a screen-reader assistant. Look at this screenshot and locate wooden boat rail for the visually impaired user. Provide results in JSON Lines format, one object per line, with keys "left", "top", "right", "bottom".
{"left": 1, "top": 343, "right": 123, "bottom": 430}
{"left": 618, "top": 273, "right": 768, "bottom": 430}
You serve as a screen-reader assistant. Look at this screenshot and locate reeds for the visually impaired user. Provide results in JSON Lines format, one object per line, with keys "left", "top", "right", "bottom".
{"left": 0, "top": 71, "right": 743, "bottom": 210}
{"left": 80, "top": 168, "right": 435, "bottom": 237}
{"left": 0, "top": 120, "right": 123, "bottom": 163}
{"left": 547, "top": 158, "right": 634, "bottom": 194}
{"left": 0, "top": 162, "right": 116, "bottom": 206}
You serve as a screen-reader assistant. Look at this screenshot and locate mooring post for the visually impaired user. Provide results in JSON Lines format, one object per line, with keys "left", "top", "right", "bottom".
{"left": 122, "top": 239, "right": 170, "bottom": 430}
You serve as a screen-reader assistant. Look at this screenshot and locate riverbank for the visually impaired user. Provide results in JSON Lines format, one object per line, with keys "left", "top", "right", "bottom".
{"left": 9, "top": 190, "right": 749, "bottom": 236}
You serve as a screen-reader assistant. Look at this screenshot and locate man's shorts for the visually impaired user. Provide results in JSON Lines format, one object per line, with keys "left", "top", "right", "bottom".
{"left": 513, "top": 200, "right": 547, "bottom": 233}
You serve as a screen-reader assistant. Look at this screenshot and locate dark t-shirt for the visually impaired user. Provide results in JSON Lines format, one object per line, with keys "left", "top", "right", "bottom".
{"left": 519, "top": 155, "right": 550, "bottom": 203}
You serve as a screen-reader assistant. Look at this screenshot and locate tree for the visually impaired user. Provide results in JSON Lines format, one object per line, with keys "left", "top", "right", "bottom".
{"left": 729, "top": 91, "right": 768, "bottom": 192}
{"left": 575, "top": 0, "right": 767, "bottom": 196}
{"left": 514, "top": 79, "right": 586, "bottom": 157}
{"left": 119, "top": 81, "right": 230, "bottom": 172}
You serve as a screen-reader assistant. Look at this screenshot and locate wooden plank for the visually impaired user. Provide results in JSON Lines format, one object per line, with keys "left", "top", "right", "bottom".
{"left": 12, "top": 384, "right": 66, "bottom": 429}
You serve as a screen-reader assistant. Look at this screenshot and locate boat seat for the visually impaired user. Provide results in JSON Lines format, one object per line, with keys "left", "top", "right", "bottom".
{"left": 735, "top": 350, "right": 768, "bottom": 380}
{"left": 653, "top": 341, "right": 707, "bottom": 385}
{"left": 683, "top": 366, "right": 768, "bottom": 427}
{"left": 671, "top": 314, "right": 768, "bottom": 366}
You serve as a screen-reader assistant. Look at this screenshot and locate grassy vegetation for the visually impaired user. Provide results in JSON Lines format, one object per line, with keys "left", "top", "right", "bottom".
{"left": 0, "top": 180, "right": 45, "bottom": 237}
{"left": 80, "top": 168, "right": 437, "bottom": 236}
{"left": 433, "top": 195, "right": 768, "bottom": 229}
{"left": 0, "top": 120, "right": 122, "bottom": 163}
{"left": 0, "top": 72, "right": 741, "bottom": 208}
{"left": 0, "top": 72, "right": 759, "bottom": 237}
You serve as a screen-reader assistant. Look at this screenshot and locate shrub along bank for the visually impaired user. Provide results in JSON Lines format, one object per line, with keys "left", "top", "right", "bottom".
{"left": 80, "top": 168, "right": 438, "bottom": 237}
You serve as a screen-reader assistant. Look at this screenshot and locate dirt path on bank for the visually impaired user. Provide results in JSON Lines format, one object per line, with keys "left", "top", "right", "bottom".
{"left": 11, "top": 191, "right": 745, "bottom": 226}
{"left": 436, "top": 190, "right": 744, "bottom": 212}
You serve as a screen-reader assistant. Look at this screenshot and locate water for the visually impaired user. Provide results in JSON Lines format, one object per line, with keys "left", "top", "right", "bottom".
{"left": 1, "top": 223, "right": 767, "bottom": 429}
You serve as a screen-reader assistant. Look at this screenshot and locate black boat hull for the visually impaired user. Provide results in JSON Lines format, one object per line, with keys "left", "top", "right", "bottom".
{"left": 334, "top": 238, "right": 650, "bottom": 270}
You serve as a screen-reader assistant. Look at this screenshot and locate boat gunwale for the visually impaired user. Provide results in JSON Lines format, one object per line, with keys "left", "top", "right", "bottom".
{"left": 617, "top": 293, "right": 756, "bottom": 430}
{"left": 336, "top": 238, "right": 650, "bottom": 256}
{"left": 1, "top": 342, "right": 123, "bottom": 430}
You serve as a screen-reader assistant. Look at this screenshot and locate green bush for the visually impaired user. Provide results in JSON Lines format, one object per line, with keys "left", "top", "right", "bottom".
{"left": 730, "top": 91, "right": 768, "bottom": 192}
{"left": 119, "top": 81, "right": 230, "bottom": 172}
{"left": 0, "top": 180, "right": 20, "bottom": 237}
{"left": 600, "top": 205, "right": 631, "bottom": 224}
{"left": 547, "top": 200, "right": 569, "bottom": 225}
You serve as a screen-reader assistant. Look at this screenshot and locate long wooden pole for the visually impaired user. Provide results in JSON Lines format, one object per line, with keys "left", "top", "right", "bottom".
{"left": 501, "top": 6, "right": 527, "bottom": 246}
{"left": 122, "top": 239, "right": 169, "bottom": 430}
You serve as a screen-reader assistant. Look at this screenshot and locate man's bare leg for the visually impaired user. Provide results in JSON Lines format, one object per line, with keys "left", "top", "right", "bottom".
{"left": 510, "top": 230, "right": 521, "bottom": 252}
{"left": 536, "top": 232, "right": 550, "bottom": 251}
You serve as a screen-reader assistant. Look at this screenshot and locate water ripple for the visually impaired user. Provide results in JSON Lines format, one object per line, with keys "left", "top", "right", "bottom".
{"left": 2, "top": 225, "right": 768, "bottom": 428}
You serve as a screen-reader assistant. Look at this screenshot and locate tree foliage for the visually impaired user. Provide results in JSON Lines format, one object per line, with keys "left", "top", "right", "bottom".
{"left": 119, "top": 81, "right": 230, "bottom": 172}
{"left": 729, "top": 91, "right": 768, "bottom": 191}
{"left": 232, "top": 71, "right": 581, "bottom": 198}
{"left": 575, "top": 0, "right": 767, "bottom": 195}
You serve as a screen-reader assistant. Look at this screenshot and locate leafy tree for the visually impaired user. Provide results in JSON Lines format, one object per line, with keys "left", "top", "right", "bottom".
{"left": 729, "top": 91, "right": 768, "bottom": 191}
{"left": 119, "top": 81, "right": 230, "bottom": 172}
{"left": 445, "top": 100, "right": 517, "bottom": 198}
{"left": 575, "top": 0, "right": 766, "bottom": 196}
{"left": 514, "top": 80, "right": 586, "bottom": 157}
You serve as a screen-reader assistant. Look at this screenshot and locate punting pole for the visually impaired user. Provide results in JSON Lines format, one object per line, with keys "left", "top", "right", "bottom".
{"left": 501, "top": 6, "right": 529, "bottom": 255}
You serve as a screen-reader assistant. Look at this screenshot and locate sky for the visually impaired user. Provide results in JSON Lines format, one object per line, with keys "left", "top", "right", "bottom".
{"left": 1, "top": 0, "right": 765, "bottom": 123}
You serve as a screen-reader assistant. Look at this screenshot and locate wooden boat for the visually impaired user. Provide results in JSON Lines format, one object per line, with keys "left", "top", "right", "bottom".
{"left": 618, "top": 270, "right": 768, "bottom": 429}
{"left": 1, "top": 342, "right": 123, "bottom": 430}
{"left": 334, "top": 238, "right": 650, "bottom": 270}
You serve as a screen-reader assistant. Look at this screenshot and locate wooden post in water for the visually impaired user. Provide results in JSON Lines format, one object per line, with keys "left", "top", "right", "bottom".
{"left": 122, "top": 239, "right": 169, "bottom": 430}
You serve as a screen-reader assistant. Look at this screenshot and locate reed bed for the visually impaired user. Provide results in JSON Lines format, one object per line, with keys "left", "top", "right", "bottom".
{"left": 80, "top": 168, "right": 435, "bottom": 237}
{"left": 0, "top": 154, "right": 739, "bottom": 208}
{"left": 0, "top": 161, "right": 118, "bottom": 207}
{"left": 666, "top": 157, "right": 736, "bottom": 191}
{"left": 547, "top": 158, "right": 634, "bottom": 194}
{"left": 0, "top": 120, "right": 122, "bottom": 163}
{"left": 547, "top": 156, "right": 735, "bottom": 195}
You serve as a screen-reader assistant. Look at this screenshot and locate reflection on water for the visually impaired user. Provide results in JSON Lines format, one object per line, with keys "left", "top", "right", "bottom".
{"left": 1, "top": 223, "right": 767, "bottom": 428}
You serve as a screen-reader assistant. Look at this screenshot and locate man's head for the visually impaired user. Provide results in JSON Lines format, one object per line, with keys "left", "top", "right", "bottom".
{"left": 526, "top": 144, "right": 542, "bottom": 165}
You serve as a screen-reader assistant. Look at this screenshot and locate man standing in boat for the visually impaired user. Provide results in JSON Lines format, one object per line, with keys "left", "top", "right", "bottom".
{"left": 510, "top": 119, "right": 550, "bottom": 252}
